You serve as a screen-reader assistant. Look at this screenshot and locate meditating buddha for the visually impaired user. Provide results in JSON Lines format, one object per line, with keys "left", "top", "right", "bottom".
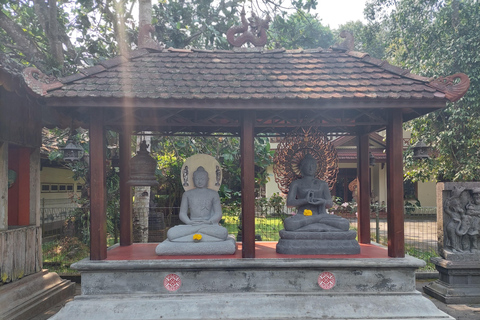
{"left": 156, "top": 165, "right": 236, "bottom": 255}
{"left": 276, "top": 153, "right": 360, "bottom": 255}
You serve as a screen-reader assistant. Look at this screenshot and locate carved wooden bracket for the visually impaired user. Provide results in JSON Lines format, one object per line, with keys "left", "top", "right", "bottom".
{"left": 227, "top": 8, "right": 270, "bottom": 47}
{"left": 138, "top": 24, "right": 164, "bottom": 51}
{"left": 428, "top": 73, "right": 470, "bottom": 102}
{"left": 23, "top": 67, "right": 63, "bottom": 96}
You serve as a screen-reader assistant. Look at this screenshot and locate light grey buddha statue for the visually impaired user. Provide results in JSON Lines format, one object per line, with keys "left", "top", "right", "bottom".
{"left": 166, "top": 166, "right": 228, "bottom": 242}
{"left": 276, "top": 153, "right": 360, "bottom": 255}
{"left": 156, "top": 165, "right": 236, "bottom": 255}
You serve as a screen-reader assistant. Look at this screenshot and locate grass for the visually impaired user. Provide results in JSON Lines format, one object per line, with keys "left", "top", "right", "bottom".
{"left": 222, "top": 214, "right": 284, "bottom": 241}
{"left": 42, "top": 237, "right": 89, "bottom": 274}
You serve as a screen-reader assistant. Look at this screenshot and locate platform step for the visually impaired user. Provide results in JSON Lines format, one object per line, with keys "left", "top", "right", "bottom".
{"left": 51, "top": 292, "right": 453, "bottom": 320}
{"left": 0, "top": 270, "right": 75, "bottom": 320}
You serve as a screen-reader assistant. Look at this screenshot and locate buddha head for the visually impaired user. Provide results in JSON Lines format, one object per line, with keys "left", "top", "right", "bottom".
{"left": 300, "top": 154, "right": 317, "bottom": 177}
{"left": 193, "top": 166, "right": 209, "bottom": 188}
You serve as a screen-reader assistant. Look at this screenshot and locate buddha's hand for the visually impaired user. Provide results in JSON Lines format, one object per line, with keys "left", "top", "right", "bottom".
{"left": 307, "top": 190, "right": 325, "bottom": 205}
{"left": 190, "top": 219, "right": 211, "bottom": 225}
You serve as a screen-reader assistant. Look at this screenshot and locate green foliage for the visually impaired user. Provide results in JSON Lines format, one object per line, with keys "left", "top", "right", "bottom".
{"left": 268, "top": 10, "right": 334, "bottom": 49}
{"left": 152, "top": 135, "right": 273, "bottom": 207}
{"left": 152, "top": 0, "right": 242, "bottom": 49}
{"left": 368, "top": 0, "right": 480, "bottom": 182}
{"left": 335, "top": 20, "right": 386, "bottom": 58}
{"left": 42, "top": 237, "right": 90, "bottom": 274}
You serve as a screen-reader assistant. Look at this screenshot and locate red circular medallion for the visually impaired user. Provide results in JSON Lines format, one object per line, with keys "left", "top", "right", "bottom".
{"left": 318, "top": 271, "right": 336, "bottom": 290}
{"left": 164, "top": 274, "right": 182, "bottom": 292}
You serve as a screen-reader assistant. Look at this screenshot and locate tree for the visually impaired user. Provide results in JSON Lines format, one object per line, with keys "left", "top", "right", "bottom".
{"left": 268, "top": 10, "right": 334, "bottom": 49}
{"left": 0, "top": 0, "right": 137, "bottom": 75}
{"left": 335, "top": 20, "right": 386, "bottom": 58}
{"left": 367, "top": 0, "right": 480, "bottom": 181}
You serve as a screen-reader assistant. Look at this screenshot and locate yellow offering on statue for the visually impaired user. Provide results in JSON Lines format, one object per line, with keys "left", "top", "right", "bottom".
{"left": 193, "top": 234, "right": 202, "bottom": 242}
{"left": 303, "top": 209, "right": 313, "bottom": 216}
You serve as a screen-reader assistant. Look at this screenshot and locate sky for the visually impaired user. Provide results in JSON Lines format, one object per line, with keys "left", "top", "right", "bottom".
{"left": 314, "top": 0, "right": 368, "bottom": 29}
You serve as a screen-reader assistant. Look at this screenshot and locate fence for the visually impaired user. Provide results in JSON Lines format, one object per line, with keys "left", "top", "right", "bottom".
{"left": 39, "top": 203, "right": 438, "bottom": 252}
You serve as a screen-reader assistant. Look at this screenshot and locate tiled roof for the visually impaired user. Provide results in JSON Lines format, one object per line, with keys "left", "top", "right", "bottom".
{"left": 45, "top": 47, "right": 446, "bottom": 101}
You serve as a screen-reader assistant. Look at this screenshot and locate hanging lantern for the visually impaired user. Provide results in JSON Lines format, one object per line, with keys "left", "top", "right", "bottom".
{"left": 127, "top": 140, "right": 159, "bottom": 186}
{"left": 62, "top": 137, "right": 84, "bottom": 161}
{"left": 412, "top": 140, "right": 430, "bottom": 160}
{"left": 369, "top": 152, "right": 376, "bottom": 167}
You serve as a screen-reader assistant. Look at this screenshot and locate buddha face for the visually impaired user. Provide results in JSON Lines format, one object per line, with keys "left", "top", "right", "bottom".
{"left": 300, "top": 156, "right": 317, "bottom": 177}
{"left": 193, "top": 171, "right": 208, "bottom": 188}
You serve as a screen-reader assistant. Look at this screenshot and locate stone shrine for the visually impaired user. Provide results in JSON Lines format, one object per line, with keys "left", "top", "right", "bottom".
{"left": 155, "top": 154, "right": 236, "bottom": 255}
{"left": 424, "top": 182, "right": 480, "bottom": 304}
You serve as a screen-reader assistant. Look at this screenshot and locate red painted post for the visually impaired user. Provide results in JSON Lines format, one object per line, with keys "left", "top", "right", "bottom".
{"left": 357, "top": 133, "right": 371, "bottom": 244}
{"left": 386, "top": 109, "right": 405, "bottom": 258}
{"left": 119, "top": 131, "right": 132, "bottom": 246}
{"left": 241, "top": 110, "right": 256, "bottom": 258}
{"left": 89, "top": 109, "right": 107, "bottom": 260}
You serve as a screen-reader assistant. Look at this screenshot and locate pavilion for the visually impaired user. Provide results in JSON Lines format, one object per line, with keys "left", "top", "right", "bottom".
{"left": 21, "top": 33, "right": 469, "bottom": 319}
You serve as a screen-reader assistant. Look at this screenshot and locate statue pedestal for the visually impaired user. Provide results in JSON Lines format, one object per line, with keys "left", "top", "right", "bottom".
{"left": 424, "top": 256, "right": 480, "bottom": 304}
{"left": 276, "top": 229, "right": 361, "bottom": 254}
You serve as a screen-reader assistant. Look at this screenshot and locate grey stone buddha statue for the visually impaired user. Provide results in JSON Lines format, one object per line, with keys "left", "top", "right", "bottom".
{"left": 156, "top": 166, "right": 236, "bottom": 255}
{"left": 276, "top": 154, "right": 360, "bottom": 254}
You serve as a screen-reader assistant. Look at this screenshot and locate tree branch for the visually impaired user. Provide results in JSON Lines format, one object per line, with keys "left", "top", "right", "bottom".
{"left": 0, "top": 10, "right": 48, "bottom": 71}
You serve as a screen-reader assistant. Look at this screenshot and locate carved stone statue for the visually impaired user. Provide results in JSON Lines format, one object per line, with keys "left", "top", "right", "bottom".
{"left": 443, "top": 186, "right": 480, "bottom": 254}
{"left": 276, "top": 154, "right": 360, "bottom": 255}
{"left": 284, "top": 154, "right": 350, "bottom": 232}
{"left": 156, "top": 165, "right": 236, "bottom": 255}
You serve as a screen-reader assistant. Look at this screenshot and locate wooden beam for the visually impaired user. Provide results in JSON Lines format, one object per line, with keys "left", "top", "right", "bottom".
{"left": 241, "top": 110, "right": 256, "bottom": 258}
{"left": 119, "top": 131, "right": 132, "bottom": 246}
{"left": 357, "top": 133, "right": 371, "bottom": 244}
{"left": 89, "top": 109, "right": 107, "bottom": 260}
{"left": 386, "top": 109, "right": 405, "bottom": 258}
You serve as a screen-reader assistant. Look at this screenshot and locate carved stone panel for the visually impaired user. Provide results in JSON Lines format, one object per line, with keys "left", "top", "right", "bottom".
{"left": 436, "top": 182, "right": 480, "bottom": 261}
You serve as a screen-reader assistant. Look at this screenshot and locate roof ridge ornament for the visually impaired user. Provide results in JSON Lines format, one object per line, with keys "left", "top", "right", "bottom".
{"left": 331, "top": 30, "right": 354, "bottom": 51}
{"left": 23, "top": 67, "right": 63, "bottom": 96}
{"left": 427, "top": 73, "right": 470, "bottom": 102}
{"left": 227, "top": 7, "right": 270, "bottom": 48}
{"left": 138, "top": 24, "right": 164, "bottom": 51}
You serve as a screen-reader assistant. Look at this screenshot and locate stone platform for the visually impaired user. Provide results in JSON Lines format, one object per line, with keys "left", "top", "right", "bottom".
{"left": 51, "top": 243, "right": 453, "bottom": 320}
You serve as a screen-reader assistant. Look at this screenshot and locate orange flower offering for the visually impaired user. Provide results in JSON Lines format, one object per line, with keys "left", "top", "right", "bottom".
{"left": 193, "top": 234, "right": 202, "bottom": 242}
{"left": 303, "top": 209, "right": 313, "bottom": 216}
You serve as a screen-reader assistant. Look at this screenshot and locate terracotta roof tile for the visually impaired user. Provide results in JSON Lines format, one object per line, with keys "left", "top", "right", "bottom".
{"left": 45, "top": 49, "right": 451, "bottom": 102}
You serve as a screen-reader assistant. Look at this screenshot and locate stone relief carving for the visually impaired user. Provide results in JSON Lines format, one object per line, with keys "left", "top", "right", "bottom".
{"left": 443, "top": 186, "right": 480, "bottom": 253}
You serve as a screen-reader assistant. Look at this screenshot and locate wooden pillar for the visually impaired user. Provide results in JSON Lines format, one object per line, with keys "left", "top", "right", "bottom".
{"left": 241, "top": 110, "right": 255, "bottom": 258}
{"left": 357, "top": 133, "right": 371, "bottom": 244}
{"left": 119, "top": 131, "right": 132, "bottom": 246}
{"left": 386, "top": 109, "right": 405, "bottom": 258}
{"left": 0, "top": 142, "right": 7, "bottom": 231}
{"left": 89, "top": 109, "right": 107, "bottom": 260}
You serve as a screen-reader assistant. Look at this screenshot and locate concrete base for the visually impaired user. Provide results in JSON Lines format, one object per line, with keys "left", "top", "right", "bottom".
{"left": 276, "top": 229, "right": 360, "bottom": 254}
{"left": 0, "top": 270, "right": 75, "bottom": 320}
{"left": 424, "top": 257, "right": 480, "bottom": 304}
{"left": 155, "top": 237, "right": 236, "bottom": 255}
{"left": 51, "top": 251, "right": 452, "bottom": 319}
